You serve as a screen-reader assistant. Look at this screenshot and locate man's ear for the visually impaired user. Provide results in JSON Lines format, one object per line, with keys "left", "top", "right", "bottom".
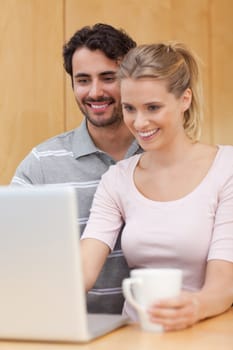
{"left": 182, "top": 88, "right": 192, "bottom": 112}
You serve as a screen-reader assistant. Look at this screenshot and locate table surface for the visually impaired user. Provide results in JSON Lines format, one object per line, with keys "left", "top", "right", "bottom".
{"left": 0, "top": 308, "right": 232, "bottom": 350}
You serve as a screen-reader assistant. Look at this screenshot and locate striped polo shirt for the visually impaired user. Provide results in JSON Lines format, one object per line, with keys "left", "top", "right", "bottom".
{"left": 11, "top": 120, "right": 142, "bottom": 314}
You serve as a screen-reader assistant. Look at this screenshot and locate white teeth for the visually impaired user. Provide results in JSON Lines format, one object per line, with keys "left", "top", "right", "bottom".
{"left": 91, "top": 104, "right": 108, "bottom": 109}
{"left": 138, "top": 129, "right": 158, "bottom": 137}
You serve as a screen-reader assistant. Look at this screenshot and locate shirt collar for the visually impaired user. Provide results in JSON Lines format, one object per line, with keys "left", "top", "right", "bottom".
{"left": 72, "top": 119, "right": 141, "bottom": 159}
{"left": 72, "top": 120, "right": 100, "bottom": 159}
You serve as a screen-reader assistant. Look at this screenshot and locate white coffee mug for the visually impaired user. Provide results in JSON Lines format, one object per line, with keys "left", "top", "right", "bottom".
{"left": 122, "top": 268, "right": 182, "bottom": 332}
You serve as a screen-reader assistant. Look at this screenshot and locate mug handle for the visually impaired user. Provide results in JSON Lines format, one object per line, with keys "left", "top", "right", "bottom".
{"left": 122, "top": 277, "right": 146, "bottom": 313}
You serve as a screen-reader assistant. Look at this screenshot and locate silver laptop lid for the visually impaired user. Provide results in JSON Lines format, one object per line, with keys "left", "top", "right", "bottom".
{"left": 0, "top": 186, "right": 90, "bottom": 342}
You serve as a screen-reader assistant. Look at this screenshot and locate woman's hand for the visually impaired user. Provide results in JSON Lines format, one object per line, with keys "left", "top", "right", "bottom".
{"left": 147, "top": 261, "right": 233, "bottom": 331}
{"left": 147, "top": 291, "right": 201, "bottom": 331}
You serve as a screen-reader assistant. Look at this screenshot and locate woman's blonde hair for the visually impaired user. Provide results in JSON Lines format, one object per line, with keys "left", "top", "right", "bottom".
{"left": 118, "top": 42, "right": 203, "bottom": 141}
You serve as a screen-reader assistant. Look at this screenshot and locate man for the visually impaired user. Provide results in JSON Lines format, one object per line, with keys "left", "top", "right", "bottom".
{"left": 11, "top": 23, "right": 142, "bottom": 314}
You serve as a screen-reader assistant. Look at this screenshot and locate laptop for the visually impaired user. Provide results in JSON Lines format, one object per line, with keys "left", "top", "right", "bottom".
{"left": 0, "top": 185, "right": 128, "bottom": 342}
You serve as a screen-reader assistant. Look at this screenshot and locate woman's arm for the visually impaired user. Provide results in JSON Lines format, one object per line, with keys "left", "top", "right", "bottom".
{"left": 195, "top": 259, "right": 233, "bottom": 319}
{"left": 148, "top": 259, "right": 233, "bottom": 331}
{"left": 80, "top": 238, "right": 110, "bottom": 291}
{"left": 80, "top": 165, "right": 126, "bottom": 292}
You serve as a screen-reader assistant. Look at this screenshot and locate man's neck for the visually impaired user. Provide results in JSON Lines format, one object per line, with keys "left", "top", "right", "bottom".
{"left": 87, "top": 121, "right": 135, "bottom": 161}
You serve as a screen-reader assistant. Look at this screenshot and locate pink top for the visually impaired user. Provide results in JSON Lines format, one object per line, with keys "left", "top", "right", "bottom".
{"left": 83, "top": 145, "right": 233, "bottom": 319}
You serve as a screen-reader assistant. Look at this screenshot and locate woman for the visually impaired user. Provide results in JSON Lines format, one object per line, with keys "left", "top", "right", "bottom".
{"left": 81, "top": 42, "right": 233, "bottom": 330}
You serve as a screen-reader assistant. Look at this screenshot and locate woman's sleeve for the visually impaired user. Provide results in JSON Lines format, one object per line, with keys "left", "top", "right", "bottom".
{"left": 208, "top": 170, "right": 233, "bottom": 262}
{"left": 81, "top": 166, "right": 124, "bottom": 251}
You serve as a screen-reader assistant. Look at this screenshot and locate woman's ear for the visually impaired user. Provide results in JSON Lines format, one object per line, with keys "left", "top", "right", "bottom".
{"left": 182, "top": 88, "right": 192, "bottom": 112}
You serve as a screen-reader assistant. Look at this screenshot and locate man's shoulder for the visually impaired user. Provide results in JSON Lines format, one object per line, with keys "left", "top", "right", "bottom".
{"left": 34, "top": 129, "right": 76, "bottom": 152}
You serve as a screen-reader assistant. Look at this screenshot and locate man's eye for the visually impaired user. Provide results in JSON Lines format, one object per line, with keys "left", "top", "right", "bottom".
{"left": 103, "top": 76, "right": 116, "bottom": 82}
{"left": 76, "top": 79, "right": 90, "bottom": 85}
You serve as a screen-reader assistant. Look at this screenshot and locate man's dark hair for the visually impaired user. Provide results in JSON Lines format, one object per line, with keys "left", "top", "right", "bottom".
{"left": 63, "top": 23, "right": 137, "bottom": 77}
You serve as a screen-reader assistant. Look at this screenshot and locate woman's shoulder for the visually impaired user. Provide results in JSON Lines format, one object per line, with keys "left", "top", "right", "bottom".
{"left": 106, "top": 154, "right": 141, "bottom": 174}
{"left": 218, "top": 144, "right": 233, "bottom": 156}
{"left": 216, "top": 145, "right": 233, "bottom": 166}
{"left": 118, "top": 153, "right": 141, "bottom": 169}
{"left": 100, "top": 154, "right": 141, "bottom": 188}
{"left": 211, "top": 145, "right": 233, "bottom": 182}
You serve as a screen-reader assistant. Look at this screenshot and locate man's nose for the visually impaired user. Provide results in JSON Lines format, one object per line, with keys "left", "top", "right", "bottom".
{"left": 88, "top": 80, "right": 104, "bottom": 99}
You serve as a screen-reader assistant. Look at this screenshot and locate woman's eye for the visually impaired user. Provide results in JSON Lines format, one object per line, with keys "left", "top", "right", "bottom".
{"left": 122, "top": 105, "right": 134, "bottom": 112}
{"left": 148, "top": 105, "right": 160, "bottom": 111}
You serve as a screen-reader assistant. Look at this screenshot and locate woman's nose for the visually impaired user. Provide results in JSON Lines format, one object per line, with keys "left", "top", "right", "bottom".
{"left": 133, "top": 113, "right": 149, "bottom": 129}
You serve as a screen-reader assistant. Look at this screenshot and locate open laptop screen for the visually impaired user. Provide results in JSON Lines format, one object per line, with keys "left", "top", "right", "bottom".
{"left": 0, "top": 185, "right": 128, "bottom": 342}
